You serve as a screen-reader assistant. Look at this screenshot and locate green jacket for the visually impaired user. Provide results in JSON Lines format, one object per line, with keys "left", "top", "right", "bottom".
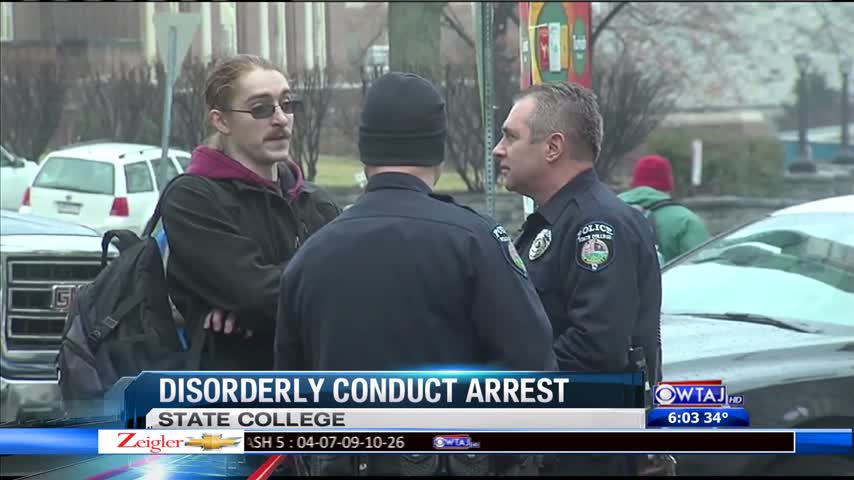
{"left": 619, "top": 186, "right": 710, "bottom": 263}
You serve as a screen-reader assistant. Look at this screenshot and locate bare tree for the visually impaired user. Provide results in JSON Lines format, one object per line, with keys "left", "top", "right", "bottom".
{"left": 440, "top": 2, "right": 520, "bottom": 144}
{"left": 171, "top": 58, "right": 214, "bottom": 151}
{"left": 0, "top": 58, "right": 68, "bottom": 161}
{"left": 75, "top": 61, "right": 162, "bottom": 146}
{"left": 289, "top": 67, "right": 335, "bottom": 181}
{"left": 442, "top": 63, "right": 486, "bottom": 192}
{"left": 594, "top": 48, "right": 676, "bottom": 181}
{"left": 388, "top": 2, "right": 444, "bottom": 75}
{"left": 593, "top": 3, "right": 746, "bottom": 99}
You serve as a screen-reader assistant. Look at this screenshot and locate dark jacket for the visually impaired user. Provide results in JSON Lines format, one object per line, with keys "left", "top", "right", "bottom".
{"left": 275, "top": 172, "right": 556, "bottom": 372}
{"left": 275, "top": 172, "right": 554, "bottom": 476}
{"left": 516, "top": 169, "right": 661, "bottom": 476}
{"left": 516, "top": 169, "right": 661, "bottom": 377}
{"left": 161, "top": 146, "right": 340, "bottom": 371}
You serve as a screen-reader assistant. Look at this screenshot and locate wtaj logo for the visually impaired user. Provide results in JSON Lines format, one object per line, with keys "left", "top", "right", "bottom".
{"left": 653, "top": 381, "right": 744, "bottom": 407}
{"left": 98, "top": 430, "right": 244, "bottom": 454}
{"left": 433, "top": 435, "right": 480, "bottom": 450}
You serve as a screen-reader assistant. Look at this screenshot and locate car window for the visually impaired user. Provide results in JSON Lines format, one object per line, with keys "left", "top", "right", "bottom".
{"left": 0, "top": 149, "right": 11, "bottom": 167}
{"left": 174, "top": 154, "right": 191, "bottom": 171}
{"left": 149, "top": 158, "right": 180, "bottom": 190}
{"left": 125, "top": 161, "right": 154, "bottom": 193}
{"left": 33, "top": 157, "right": 115, "bottom": 195}
{"left": 662, "top": 212, "right": 854, "bottom": 328}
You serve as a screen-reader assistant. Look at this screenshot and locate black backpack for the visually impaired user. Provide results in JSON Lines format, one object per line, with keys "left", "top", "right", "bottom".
{"left": 56, "top": 174, "right": 205, "bottom": 414}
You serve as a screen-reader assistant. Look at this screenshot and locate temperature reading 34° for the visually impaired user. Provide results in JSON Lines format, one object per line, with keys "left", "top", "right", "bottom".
{"left": 704, "top": 411, "right": 729, "bottom": 424}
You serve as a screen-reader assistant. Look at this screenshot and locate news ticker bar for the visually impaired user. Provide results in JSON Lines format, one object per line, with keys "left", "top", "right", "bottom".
{"left": 145, "top": 408, "right": 646, "bottom": 429}
{"left": 0, "top": 429, "right": 850, "bottom": 455}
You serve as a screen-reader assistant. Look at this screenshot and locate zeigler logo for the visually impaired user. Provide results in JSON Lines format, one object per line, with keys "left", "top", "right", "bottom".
{"left": 98, "top": 430, "right": 245, "bottom": 454}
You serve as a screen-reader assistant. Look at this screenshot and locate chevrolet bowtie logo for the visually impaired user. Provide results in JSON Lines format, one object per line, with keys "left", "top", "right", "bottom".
{"left": 186, "top": 434, "right": 241, "bottom": 450}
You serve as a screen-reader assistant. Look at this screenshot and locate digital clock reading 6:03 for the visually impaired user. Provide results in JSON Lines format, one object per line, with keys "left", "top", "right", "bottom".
{"left": 648, "top": 408, "right": 750, "bottom": 428}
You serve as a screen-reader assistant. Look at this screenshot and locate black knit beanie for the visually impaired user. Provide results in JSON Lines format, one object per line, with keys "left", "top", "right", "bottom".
{"left": 359, "top": 72, "right": 447, "bottom": 167}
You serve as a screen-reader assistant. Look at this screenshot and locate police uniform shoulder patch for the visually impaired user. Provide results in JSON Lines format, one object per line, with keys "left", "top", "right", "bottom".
{"left": 576, "top": 221, "right": 615, "bottom": 272}
{"left": 492, "top": 225, "right": 527, "bottom": 277}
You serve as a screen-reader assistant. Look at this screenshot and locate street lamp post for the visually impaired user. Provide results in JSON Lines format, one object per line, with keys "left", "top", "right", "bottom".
{"left": 840, "top": 56, "right": 852, "bottom": 157}
{"left": 794, "top": 54, "right": 811, "bottom": 166}
{"left": 788, "top": 54, "right": 817, "bottom": 173}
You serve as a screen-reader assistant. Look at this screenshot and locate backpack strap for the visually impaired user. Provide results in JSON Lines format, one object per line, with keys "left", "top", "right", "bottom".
{"left": 100, "top": 230, "right": 141, "bottom": 267}
{"left": 646, "top": 199, "right": 681, "bottom": 212}
{"left": 86, "top": 289, "right": 147, "bottom": 348}
{"left": 185, "top": 317, "right": 208, "bottom": 371}
{"left": 142, "top": 173, "right": 193, "bottom": 238}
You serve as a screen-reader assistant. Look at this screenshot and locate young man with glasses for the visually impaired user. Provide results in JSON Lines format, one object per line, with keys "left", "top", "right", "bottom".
{"left": 159, "top": 54, "right": 340, "bottom": 373}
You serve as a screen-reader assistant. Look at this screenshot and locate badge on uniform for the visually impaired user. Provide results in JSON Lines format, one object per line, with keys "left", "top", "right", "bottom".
{"left": 576, "top": 221, "right": 615, "bottom": 272}
{"left": 528, "top": 229, "right": 552, "bottom": 261}
{"left": 493, "top": 225, "right": 527, "bottom": 277}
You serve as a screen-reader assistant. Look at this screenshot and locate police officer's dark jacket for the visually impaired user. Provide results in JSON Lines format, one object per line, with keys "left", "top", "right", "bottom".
{"left": 161, "top": 146, "right": 340, "bottom": 372}
{"left": 515, "top": 168, "right": 662, "bottom": 379}
{"left": 275, "top": 172, "right": 556, "bottom": 372}
{"left": 275, "top": 172, "right": 554, "bottom": 476}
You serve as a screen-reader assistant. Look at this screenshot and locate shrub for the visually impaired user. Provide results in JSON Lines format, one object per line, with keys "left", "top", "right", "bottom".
{"left": 646, "top": 128, "right": 786, "bottom": 197}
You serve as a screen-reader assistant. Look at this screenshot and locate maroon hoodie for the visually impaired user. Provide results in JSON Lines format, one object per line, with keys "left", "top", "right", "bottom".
{"left": 186, "top": 146, "right": 305, "bottom": 202}
{"left": 160, "top": 145, "right": 339, "bottom": 371}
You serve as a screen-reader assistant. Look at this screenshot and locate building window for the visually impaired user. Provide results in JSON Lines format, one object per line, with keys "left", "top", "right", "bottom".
{"left": 0, "top": 3, "right": 13, "bottom": 42}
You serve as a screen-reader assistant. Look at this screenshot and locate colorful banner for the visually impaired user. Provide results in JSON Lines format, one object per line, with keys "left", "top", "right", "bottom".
{"left": 519, "top": 2, "right": 593, "bottom": 89}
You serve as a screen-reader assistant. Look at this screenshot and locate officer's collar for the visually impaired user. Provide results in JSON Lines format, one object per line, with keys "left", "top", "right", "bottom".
{"left": 365, "top": 172, "right": 433, "bottom": 194}
{"left": 537, "top": 167, "right": 598, "bottom": 225}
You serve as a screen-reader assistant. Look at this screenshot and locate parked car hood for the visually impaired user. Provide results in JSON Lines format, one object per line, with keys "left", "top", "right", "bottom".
{"left": 0, "top": 210, "right": 100, "bottom": 237}
{"left": 661, "top": 313, "right": 854, "bottom": 392}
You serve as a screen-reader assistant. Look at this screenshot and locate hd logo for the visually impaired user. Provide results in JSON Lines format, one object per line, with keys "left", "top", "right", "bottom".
{"left": 654, "top": 381, "right": 744, "bottom": 407}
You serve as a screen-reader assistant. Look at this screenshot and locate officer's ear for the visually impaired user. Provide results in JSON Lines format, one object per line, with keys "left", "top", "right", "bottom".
{"left": 544, "top": 131, "right": 567, "bottom": 164}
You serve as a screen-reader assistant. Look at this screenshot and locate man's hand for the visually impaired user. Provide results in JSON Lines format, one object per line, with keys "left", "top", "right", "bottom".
{"left": 204, "top": 309, "right": 254, "bottom": 339}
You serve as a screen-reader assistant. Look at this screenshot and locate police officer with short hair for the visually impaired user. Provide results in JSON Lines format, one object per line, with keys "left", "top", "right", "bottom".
{"left": 275, "top": 72, "right": 557, "bottom": 476}
{"left": 493, "top": 81, "right": 663, "bottom": 475}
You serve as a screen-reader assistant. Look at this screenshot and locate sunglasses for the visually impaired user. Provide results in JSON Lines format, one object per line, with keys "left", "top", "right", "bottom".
{"left": 224, "top": 99, "right": 303, "bottom": 119}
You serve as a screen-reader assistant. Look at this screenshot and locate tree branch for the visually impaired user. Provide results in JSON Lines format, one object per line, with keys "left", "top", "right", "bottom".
{"left": 593, "top": 2, "right": 629, "bottom": 48}
{"left": 441, "top": 5, "right": 475, "bottom": 50}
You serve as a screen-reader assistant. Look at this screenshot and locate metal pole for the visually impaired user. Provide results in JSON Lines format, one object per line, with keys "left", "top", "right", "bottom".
{"left": 842, "top": 70, "right": 850, "bottom": 152}
{"left": 158, "top": 26, "right": 178, "bottom": 188}
{"left": 797, "top": 71, "right": 808, "bottom": 162}
{"left": 481, "top": 2, "right": 496, "bottom": 219}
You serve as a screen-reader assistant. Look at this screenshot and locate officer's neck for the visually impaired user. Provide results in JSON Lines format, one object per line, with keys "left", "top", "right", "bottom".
{"left": 534, "top": 162, "right": 594, "bottom": 206}
{"left": 365, "top": 165, "right": 439, "bottom": 189}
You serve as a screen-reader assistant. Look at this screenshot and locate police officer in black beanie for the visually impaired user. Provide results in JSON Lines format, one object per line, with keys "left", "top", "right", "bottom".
{"left": 275, "top": 72, "right": 557, "bottom": 476}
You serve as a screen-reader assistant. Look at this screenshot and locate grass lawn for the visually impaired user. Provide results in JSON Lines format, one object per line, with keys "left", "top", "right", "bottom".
{"left": 313, "top": 155, "right": 476, "bottom": 192}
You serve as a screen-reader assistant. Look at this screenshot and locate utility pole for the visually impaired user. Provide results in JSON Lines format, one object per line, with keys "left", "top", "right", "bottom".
{"left": 477, "top": 2, "right": 496, "bottom": 218}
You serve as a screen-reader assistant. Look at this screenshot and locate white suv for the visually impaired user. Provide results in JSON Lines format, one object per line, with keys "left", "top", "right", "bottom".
{"left": 19, "top": 142, "right": 192, "bottom": 234}
{"left": 1, "top": 145, "right": 39, "bottom": 211}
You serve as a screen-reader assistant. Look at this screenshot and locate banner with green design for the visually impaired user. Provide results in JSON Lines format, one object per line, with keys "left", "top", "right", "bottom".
{"left": 518, "top": 2, "right": 592, "bottom": 89}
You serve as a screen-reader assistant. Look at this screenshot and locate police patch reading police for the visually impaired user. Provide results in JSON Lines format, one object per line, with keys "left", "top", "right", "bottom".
{"left": 576, "top": 221, "right": 615, "bottom": 271}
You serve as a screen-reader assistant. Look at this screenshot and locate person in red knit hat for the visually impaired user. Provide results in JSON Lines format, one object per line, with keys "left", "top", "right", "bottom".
{"left": 619, "top": 155, "right": 710, "bottom": 263}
